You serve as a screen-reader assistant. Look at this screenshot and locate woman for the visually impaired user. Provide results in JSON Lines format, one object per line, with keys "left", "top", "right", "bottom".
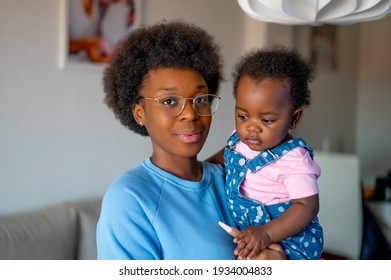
{"left": 96, "top": 20, "right": 285, "bottom": 260}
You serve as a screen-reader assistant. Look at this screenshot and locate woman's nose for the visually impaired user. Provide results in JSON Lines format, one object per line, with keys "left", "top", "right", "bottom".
{"left": 179, "top": 100, "right": 199, "bottom": 120}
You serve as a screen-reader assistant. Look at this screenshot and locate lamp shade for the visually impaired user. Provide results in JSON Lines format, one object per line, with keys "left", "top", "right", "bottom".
{"left": 237, "top": 0, "right": 391, "bottom": 25}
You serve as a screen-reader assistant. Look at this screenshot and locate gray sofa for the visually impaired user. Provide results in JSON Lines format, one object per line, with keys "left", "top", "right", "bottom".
{"left": 0, "top": 196, "right": 349, "bottom": 260}
{"left": 0, "top": 197, "right": 102, "bottom": 260}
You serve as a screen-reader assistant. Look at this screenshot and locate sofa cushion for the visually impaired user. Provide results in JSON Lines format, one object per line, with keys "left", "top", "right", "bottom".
{"left": 72, "top": 197, "right": 102, "bottom": 260}
{"left": 0, "top": 202, "right": 79, "bottom": 260}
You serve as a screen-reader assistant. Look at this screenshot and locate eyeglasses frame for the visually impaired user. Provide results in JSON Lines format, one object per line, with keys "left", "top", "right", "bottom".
{"left": 139, "top": 94, "right": 221, "bottom": 117}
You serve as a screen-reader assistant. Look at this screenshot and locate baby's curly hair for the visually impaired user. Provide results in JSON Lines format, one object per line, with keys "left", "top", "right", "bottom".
{"left": 103, "top": 20, "right": 224, "bottom": 136}
{"left": 232, "top": 45, "right": 314, "bottom": 109}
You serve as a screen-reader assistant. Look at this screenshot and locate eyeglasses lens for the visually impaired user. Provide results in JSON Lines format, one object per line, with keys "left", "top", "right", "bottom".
{"left": 157, "top": 94, "right": 219, "bottom": 117}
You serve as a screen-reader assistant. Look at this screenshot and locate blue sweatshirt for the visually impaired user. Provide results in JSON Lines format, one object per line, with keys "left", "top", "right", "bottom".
{"left": 96, "top": 158, "right": 236, "bottom": 260}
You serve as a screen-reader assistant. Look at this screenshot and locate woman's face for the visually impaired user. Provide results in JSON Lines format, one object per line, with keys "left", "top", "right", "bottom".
{"left": 133, "top": 67, "right": 212, "bottom": 164}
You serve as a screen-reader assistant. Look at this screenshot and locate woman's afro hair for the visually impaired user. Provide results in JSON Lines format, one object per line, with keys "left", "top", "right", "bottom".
{"left": 232, "top": 45, "right": 315, "bottom": 109}
{"left": 103, "top": 20, "right": 224, "bottom": 136}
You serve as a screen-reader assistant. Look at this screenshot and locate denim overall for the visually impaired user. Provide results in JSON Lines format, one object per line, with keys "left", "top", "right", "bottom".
{"left": 224, "top": 132, "right": 323, "bottom": 260}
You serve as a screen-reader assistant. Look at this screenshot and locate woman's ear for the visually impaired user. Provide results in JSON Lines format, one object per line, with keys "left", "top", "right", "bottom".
{"left": 290, "top": 108, "right": 303, "bottom": 130}
{"left": 132, "top": 103, "right": 145, "bottom": 126}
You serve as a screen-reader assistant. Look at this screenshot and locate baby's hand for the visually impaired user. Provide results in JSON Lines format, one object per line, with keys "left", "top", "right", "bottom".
{"left": 233, "top": 226, "right": 272, "bottom": 259}
{"left": 218, "top": 222, "right": 284, "bottom": 260}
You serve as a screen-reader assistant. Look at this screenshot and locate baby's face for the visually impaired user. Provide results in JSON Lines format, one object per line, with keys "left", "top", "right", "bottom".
{"left": 234, "top": 76, "right": 299, "bottom": 151}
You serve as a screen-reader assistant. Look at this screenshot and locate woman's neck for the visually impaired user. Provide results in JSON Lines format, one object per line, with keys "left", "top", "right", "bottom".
{"left": 150, "top": 155, "right": 203, "bottom": 182}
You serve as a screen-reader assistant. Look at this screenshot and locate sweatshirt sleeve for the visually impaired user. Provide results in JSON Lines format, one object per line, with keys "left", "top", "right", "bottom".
{"left": 96, "top": 182, "right": 161, "bottom": 260}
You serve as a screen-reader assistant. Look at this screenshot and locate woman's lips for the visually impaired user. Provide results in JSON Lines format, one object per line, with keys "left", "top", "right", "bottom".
{"left": 176, "top": 130, "right": 203, "bottom": 143}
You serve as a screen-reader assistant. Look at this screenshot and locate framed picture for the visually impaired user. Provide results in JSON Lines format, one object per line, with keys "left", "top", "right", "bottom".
{"left": 59, "top": 0, "right": 142, "bottom": 70}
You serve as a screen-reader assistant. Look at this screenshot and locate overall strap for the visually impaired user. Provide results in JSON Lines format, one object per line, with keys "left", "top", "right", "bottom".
{"left": 246, "top": 138, "right": 314, "bottom": 173}
{"left": 227, "top": 131, "right": 240, "bottom": 148}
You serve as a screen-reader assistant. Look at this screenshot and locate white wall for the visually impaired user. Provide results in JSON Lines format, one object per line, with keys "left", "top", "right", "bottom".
{"left": 0, "top": 0, "right": 253, "bottom": 215}
{"left": 356, "top": 15, "right": 391, "bottom": 186}
{"left": 1, "top": 0, "right": 390, "bottom": 216}
{"left": 293, "top": 24, "right": 360, "bottom": 155}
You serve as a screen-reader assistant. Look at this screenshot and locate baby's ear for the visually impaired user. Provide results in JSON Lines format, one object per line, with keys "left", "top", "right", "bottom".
{"left": 290, "top": 107, "right": 303, "bottom": 130}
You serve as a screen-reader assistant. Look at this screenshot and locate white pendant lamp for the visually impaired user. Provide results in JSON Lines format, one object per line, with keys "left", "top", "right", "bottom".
{"left": 237, "top": 0, "right": 391, "bottom": 25}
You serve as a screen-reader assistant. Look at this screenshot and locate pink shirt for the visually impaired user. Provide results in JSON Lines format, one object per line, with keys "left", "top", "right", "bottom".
{"left": 235, "top": 140, "right": 321, "bottom": 205}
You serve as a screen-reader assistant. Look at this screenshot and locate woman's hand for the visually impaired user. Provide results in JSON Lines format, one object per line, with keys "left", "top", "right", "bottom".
{"left": 248, "top": 243, "right": 287, "bottom": 260}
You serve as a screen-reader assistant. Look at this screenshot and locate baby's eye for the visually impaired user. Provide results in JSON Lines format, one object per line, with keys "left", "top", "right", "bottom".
{"left": 237, "top": 114, "right": 248, "bottom": 121}
{"left": 262, "top": 119, "right": 274, "bottom": 125}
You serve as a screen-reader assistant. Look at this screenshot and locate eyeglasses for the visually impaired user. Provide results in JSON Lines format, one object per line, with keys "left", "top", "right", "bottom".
{"left": 140, "top": 94, "right": 221, "bottom": 117}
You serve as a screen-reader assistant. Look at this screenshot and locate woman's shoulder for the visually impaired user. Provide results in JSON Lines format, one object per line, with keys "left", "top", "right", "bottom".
{"left": 105, "top": 160, "right": 163, "bottom": 198}
{"left": 112, "top": 162, "right": 148, "bottom": 187}
{"left": 202, "top": 161, "right": 226, "bottom": 189}
{"left": 202, "top": 160, "right": 224, "bottom": 173}
{"left": 102, "top": 160, "right": 164, "bottom": 212}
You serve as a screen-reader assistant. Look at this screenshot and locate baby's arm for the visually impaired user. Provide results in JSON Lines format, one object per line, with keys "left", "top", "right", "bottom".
{"left": 234, "top": 194, "right": 319, "bottom": 259}
{"left": 205, "top": 147, "right": 225, "bottom": 165}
